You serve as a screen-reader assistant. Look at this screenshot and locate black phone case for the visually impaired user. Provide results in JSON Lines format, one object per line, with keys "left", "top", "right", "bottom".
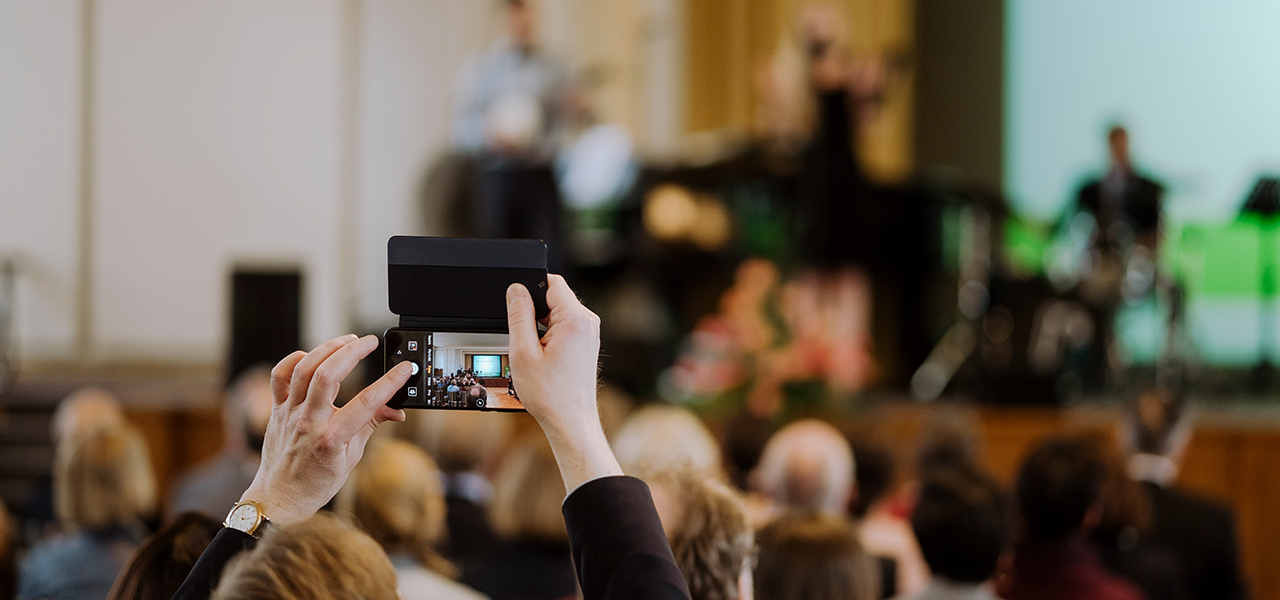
{"left": 388, "top": 236, "right": 548, "bottom": 332}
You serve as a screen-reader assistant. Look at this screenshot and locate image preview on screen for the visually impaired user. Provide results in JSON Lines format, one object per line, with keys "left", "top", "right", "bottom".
{"left": 471, "top": 354, "right": 503, "bottom": 378}
{"left": 1005, "top": 0, "right": 1280, "bottom": 223}
{"left": 428, "top": 332, "right": 522, "bottom": 410}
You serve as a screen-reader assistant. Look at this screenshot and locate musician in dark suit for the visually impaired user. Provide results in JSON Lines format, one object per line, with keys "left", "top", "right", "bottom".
{"left": 174, "top": 276, "right": 691, "bottom": 600}
{"left": 1125, "top": 390, "right": 1249, "bottom": 600}
{"left": 1077, "top": 126, "right": 1163, "bottom": 253}
{"left": 1069, "top": 126, "right": 1166, "bottom": 391}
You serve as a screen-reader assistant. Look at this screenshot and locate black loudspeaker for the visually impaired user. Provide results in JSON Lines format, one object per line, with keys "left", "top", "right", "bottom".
{"left": 229, "top": 269, "right": 302, "bottom": 384}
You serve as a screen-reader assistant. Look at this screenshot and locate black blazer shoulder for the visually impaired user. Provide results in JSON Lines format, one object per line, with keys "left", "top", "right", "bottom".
{"left": 562, "top": 476, "right": 692, "bottom": 600}
{"left": 1142, "top": 482, "right": 1248, "bottom": 600}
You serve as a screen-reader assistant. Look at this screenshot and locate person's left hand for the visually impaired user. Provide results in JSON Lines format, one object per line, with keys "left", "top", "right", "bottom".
{"left": 239, "top": 334, "right": 412, "bottom": 525}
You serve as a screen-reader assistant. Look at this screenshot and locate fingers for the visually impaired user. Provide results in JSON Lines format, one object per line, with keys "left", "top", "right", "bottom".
{"left": 330, "top": 361, "right": 413, "bottom": 444}
{"left": 507, "top": 283, "right": 541, "bottom": 358}
{"left": 288, "top": 334, "right": 358, "bottom": 406}
{"left": 302, "top": 335, "right": 379, "bottom": 415}
{"left": 270, "top": 351, "right": 306, "bottom": 405}
{"left": 346, "top": 405, "right": 407, "bottom": 464}
{"left": 543, "top": 274, "right": 581, "bottom": 313}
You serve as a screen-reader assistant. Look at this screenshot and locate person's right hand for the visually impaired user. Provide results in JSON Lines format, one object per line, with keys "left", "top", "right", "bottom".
{"left": 507, "top": 275, "right": 623, "bottom": 491}
{"left": 239, "top": 334, "right": 412, "bottom": 526}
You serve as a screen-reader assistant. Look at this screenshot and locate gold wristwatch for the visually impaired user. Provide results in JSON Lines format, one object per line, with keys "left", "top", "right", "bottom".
{"left": 224, "top": 499, "right": 272, "bottom": 539}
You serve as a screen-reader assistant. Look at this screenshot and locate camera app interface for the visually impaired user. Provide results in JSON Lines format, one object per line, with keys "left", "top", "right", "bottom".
{"left": 387, "top": 330, "right": 522, "bottom": 410}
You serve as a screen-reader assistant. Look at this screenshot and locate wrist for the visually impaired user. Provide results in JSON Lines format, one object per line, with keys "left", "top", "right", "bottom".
{"left": 239, "top": 484, "right": 309, "bottom": 527}
{"left": 543, "top": 424, "right": 623, "bottom": 492}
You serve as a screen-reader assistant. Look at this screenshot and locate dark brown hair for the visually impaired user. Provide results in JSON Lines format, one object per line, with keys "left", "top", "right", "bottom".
{"left": 106, "top": 512, "right": 221, "bottom": 600}
{"left": 755, "top": 513, "right": 878, "bottom": 600}
{"left": 912, "top": 467, "right": 1009, "bottom": 583}
{"left": 0, "top": 501, "right": 14, "bottom": 600}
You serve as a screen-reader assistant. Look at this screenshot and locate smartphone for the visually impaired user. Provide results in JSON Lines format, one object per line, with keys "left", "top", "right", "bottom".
{"left": 383, "top": 236, "right": 547, "bottom": 411}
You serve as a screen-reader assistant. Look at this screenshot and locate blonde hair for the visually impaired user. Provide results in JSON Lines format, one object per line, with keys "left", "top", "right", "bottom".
{"left": 341, "top": 439, "right": 456, "bottom": 576}
{"left": 490, "top": 433, "right": 567, "bottom": 543}
{"left": 52, "top": 386, "right": 124, "bottom": 444}
{"left": 664, "top": 474, "right": 754, "bottom": 600}
{"left": 55, "top": 422, "right": 156, "bottom": 531}
{"left": 212, "top": 513, "right": 399, "bottom": 600}
{"left": 612, "top": 405, "right": 723, "bottom": 479}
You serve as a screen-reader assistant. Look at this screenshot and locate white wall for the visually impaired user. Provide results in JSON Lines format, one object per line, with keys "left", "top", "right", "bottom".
{"left": 92, "top": 0, "right": 346, "bottom": 361}
{"left": 353, "top": 0, "right": 492, "bottom": 330}
{"left": 1, "top": 0, "right": 682, "bottom": 366}
{"left": 0, "top": 0, "right": 83, "bottom": 361}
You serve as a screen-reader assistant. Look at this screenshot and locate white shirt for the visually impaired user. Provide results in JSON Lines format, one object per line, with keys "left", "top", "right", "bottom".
{"left": 393, "top": 556, "right": 490, "bottom": 600}
{"left": 1127, "top": 452, "right": 1179, "bottom": 487}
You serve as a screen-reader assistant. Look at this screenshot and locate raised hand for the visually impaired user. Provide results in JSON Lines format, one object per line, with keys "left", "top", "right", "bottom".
{"left": 239, "top": 334, "right": 412, "bottom": 525}
{"left": 507, "top": 275, "right": 623, "bottom": 491}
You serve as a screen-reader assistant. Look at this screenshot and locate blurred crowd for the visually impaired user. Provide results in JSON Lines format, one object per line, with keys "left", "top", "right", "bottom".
{"left": 0, "top": 372, "right": 1248, "bottom": 600}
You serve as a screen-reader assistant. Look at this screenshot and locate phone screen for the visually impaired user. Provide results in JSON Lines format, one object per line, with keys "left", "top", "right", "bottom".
{"left": 385, "top": 329, "right": 522, "bottom": 411}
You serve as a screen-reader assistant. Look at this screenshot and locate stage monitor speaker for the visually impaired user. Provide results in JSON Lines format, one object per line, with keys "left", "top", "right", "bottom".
{"left": 229, "top": 268, "right": 302, "bottom": 385}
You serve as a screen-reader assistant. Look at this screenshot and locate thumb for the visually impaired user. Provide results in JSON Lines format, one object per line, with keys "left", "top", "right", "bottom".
{"left": 507, "top": 283, "right": 541, "bottom": 360}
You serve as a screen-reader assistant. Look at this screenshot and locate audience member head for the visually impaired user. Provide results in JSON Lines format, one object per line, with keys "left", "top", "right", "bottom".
{"left": 55, "top": 422, "right": 156, "bottom": 532}
{"left": 1126, "top": 387, "right": 1188, "bottom": 460}
{"left": 51, "top": 386, "right": 125, "bottom": 445}
{"left": 413, "top": 409, "right": 512, "bottom": 474}
{"left": 911, "top": 468, "right": 1009, "bottom": 585}
{"left": 1108, "top": 125, "right": 1130, "bottom": 169}
{"left": 504, "top": 0, "right": 537, "bottom": 49}
{"left": 106, "top": 512, "right": 222, "bottom": 600}
{"left": 224, "top": 366, "right": 273, "bottom": 454}
{"left": 915, "top": 408, "right": 983, "bottom": 479}
{"left": 0, "top": 501, "right": 13, "bottom": 600}
{"left": 341, "top": 439, "right": 455, "bottom": 576}
{"left": 755, "top": 513, "right": 878, "bottom": 600}
{"left": 847, "top": 437, "right": 894, "bottom": 519}
{"left": 490, "top": 433, "right": 568, "bottom": 544}
{"left": 1015, "top": 436, "right": 1106, "bottom": 542}
{"left": 211, "top": 512, "right": 399, "bottom": 600}
{"left": 613, "top": 405, "right": 723, "bottom": 479}
{"left": 654, "top": 472, "right": 755, "bottom": 600}
{"left": 752, "top": 419, "right": 854, "bottom": 514}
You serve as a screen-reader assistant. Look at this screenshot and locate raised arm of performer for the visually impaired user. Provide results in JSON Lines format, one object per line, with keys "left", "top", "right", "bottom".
{"left": 173, "top": 275, "right": 690, "bottom": 600}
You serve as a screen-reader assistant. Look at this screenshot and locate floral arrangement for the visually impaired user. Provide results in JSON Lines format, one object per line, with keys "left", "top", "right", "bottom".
{"left": 664, "top": 258, "right": 877, "bottom": 418}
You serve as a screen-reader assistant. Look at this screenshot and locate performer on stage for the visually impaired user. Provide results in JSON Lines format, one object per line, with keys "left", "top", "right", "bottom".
{"left": 1068, "top": 125, "right": 1165, "bottom": 391}
{"left": 1076, "top": 126, "right": 1164, "bottom": 256}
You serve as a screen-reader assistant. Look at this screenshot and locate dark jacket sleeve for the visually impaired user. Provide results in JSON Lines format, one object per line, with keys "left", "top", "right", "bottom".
{"left": 562, "top": 476, "right": 692, "bottom": 600}
{"left": 172, "top": 527, "right": 257, "bottom": 600}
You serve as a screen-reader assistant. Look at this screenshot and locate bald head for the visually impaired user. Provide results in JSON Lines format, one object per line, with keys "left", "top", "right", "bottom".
{"left": 753, "top": 419, "right": 855, "bottom": 514}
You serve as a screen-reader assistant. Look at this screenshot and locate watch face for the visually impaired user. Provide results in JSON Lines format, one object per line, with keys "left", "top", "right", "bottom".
{"left": 227, "top": 503, "right": 260, "bottom": 532}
